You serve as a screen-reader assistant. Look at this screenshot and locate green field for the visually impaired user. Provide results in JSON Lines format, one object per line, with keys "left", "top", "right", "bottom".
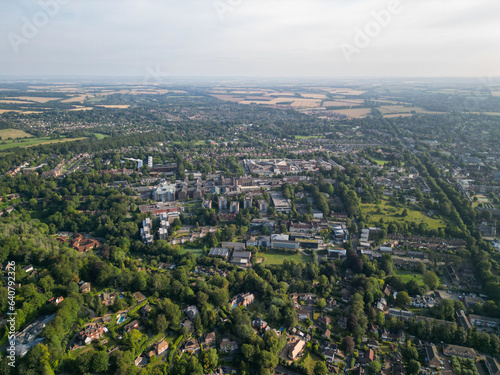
{"left": 294, "top": 135, "right": 323, "bottom": 140}
{"left": 181, "top": 248, "right": 205, "bottom": 258}
{"left": 0, "top": 136, "right": 87, "bottom": 150}
{"left": 394, "top": 270, "right": 424, "bottom": 285}
{"left": 257, "top": 250, "right": 309, "bottom": 265}
{"left": 361, "top": 200, "right": 446, "bottom": 230}
{"left": 93, "top": 133, "right": 109, "bottom": 139}
{"left": 0, "top": 128, "right": 33, "bottom": 139}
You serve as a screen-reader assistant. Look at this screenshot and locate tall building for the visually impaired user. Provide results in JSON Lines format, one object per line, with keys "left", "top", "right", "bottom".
{"left": 147, "top": 156, "right": 153, "bottom": 168}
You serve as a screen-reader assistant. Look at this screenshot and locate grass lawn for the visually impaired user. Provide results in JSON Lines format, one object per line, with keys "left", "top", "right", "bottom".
{"left": 93, "top": 133, "right": 109, "bottom": 139}
{"left": 394, "top": 270, "right": 424, "bottom": 285}
{"left": 361, "top": 199, "right": 446, "bottom": 230}
{"left": 370, "top": 157, "right": 389, "bottom": 166}
{"left": 181, "top": 248, "right": 205, "bottom": 258}
{"left": 0, "top": 136, "right": 87, "bottom": 150}
{"left": 294, "top": 135, "right": 323, "bottom": 139}
{"left": 300, "top": 351, "right": 323, "bottom": 375}
{"left": 257, "top": 250, "right": 310, "bottom": 265}
{"left": 0, "top": 128, "right": 33, "bottom": 139}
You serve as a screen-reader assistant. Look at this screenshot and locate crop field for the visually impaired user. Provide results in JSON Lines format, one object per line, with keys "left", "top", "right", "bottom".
{"left": 332, "top": 108, "right": 372, "bottom": 118}
{"left": 0, "top": 129, "right": 34, "bottom": 139}
{"left": 8, "top": 96, "right": 62, "bottom": 103}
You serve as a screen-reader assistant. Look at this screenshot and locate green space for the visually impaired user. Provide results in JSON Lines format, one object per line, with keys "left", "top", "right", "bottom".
{"left": 93, "top": 133, "right": 109, "bottom": 139}
{"left": 181, "top": 248, "right": 205, "bottom": 258}
{"left": 257, "top": 250, "right": 310, "bottom": 265}
{"left": 0, "top": 128, "right": 34, "bottom": 139}
{"left": 294, "top": 135, "right": 323, "bottom": 140}
{"left": 361, "top": 199, "right": 446, "bottom": 230}
{"left": 0, "top": 136, "right": 87, "bottom": 151}
{"left": 394, "top": 270, "right": 424, "bottom": 285}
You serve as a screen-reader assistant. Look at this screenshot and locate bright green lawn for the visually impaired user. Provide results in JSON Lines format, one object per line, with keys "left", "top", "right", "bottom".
{"left": 394, "top": 270, "right": 424, "bottom": 285}
{"left": 181, "top": 248, "right": 204, "bottom": 258}
{"left": 257, "top": 250, "right": 310, "bottom": 265}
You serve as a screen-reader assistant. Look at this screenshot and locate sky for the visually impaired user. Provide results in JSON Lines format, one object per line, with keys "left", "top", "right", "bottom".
{"left": 0, "top": 0, "right": 499, "bottom": 78}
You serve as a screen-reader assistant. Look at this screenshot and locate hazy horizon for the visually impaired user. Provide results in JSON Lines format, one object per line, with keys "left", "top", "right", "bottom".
{"left": 1, "top": 0, "right": 499, "bottom": 78}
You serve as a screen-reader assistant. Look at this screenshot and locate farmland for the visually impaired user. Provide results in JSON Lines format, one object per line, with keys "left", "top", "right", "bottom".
{"left": 0, "top": 136, "right": 87, "bottom": 151}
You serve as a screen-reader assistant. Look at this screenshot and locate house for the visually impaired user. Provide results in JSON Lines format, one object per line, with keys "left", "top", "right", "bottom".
{"left": 79, "top": 323, "right": 105, "bottom": 345}
{"left": 425, "top": 344, "right": 443, "bottom": 368}
{"left": 323, "top": 348, "right": 335, "bottom": 362}
{"left": 322, "top": 329, "right": 331, "bottom": 339}
{"left": 48, "top": 296, "right": 64, "bottom": 305}
{"left": 468, "top": 314, "right": 500, "bottom": 329}
{"left": 133, "top": 292, "right": 146, "bottom": 303}
{"left": 187, "top": 305, "right": 199, "bottom": 320}
{"left": 134, "top": 356, "right": 144, "bottom": 366}
{"left": 183, "top": 339, "right": 200, "bottom": 353}
{"left": 23, "top": 265, "right": 34, "bottom": 273}
{"left": 366, "top": 339, "right": 379, "bottom": 350}
{"left": 337, "top": 316, "right": 347, "bottom": 328}
{"left": 156, "top": 340, "right": 169, "bottom": 355}
{"left": 231, "top": 251, "right": 252, "bottom": 267}
{"left": 359, "top": 349, "right": 375, "bottom": 364}
{"left": 296, "top": 309, "right": 309, "bottom": 320}
{"left": 318, "top": 316, "right": 331, "bottom": 327}
{"left": 252, "top": 317, "right": 268, "bottom": 330}
{"left": 123, "top": 320, "right": 140, "bottom": 333}
{"left": 79, "top": 282, "right": 91, "bottom": 293}
{"left": 203, "top": 332, "right": 216, "bottom": 347}
{"left": 220, "top": 338, "right": 238, "bottom": 353}
{"left": 101, "top": 292, "right": 116, "bottom": 307}
{"left": 288, "top": 339, "right": 306, "bottom": 360}
{"left": 246, "top": 237, "right": 258, "bottom": 247}
{"left": 388, "top": 308, "right": 414, "bottom": 321}
{"left": 443, "top": 344, "right": 477, "bottom": 359}
{"left": 231, "top": 293, "right": 255, "bottom": 309}
{"left": 202, "top": 200, "right": 212, "bottom": 209}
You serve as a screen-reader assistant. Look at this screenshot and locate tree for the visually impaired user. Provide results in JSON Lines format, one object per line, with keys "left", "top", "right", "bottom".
{"left": 200, "top": 348, "right": 218, "bottom": 371}
{"left": 341, "top": 336, "right": 355, "bottom": 355}
{"left": 408, "top": 359, "right": 421, "bottom": 375}
{"left": 314, "top": 361, "right": 328, "bottom": 375}
{"left": 156, "top": 314, "right": 168, "bottom": 333}
{"left": 423, "top": 270, "right": 440, "bottom": 290}
{"left": 91, "top": 350, "right": 109, "bottom": 373}
{"left": 395, "top": 291, "right": 411, "bottom": 307}
{"left": 368, "top": 361, "right": 381, "bottom": 374}
{"left": 316, "top": 298, "right": 326, "bottom": 312}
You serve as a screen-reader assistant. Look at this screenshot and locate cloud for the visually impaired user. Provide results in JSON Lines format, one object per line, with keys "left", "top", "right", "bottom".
{"left": 0, "top": 0, "right": 498, "bottom": 77}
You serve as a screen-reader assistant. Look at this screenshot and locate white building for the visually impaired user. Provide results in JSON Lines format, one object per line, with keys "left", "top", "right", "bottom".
{"left": 147, "top": 156, "right": 153, "bottom": 168}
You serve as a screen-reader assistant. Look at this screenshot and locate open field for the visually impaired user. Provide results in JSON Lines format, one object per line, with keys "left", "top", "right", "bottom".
{"left": 332, "top": 108, "right": 372, "bottom": 118}
{"left": 9, "top": 96, "right": 62, "bottom": 103}
{"left": 181, "top": 248, "right": 204, "bottom": 258}
{"left": 323, "top": 99, "right": 364, "bottom": 107}
{"left": 93, "top": 133, "right": 109, "bottom": 139}
{"left": 361, "top": 200, "right": 446, "bottom": 230}
{"left": 257, "top": 250, "right": 309, "bottom": 265}
{"left": 295, "top": 135, "right": 323, "bottom": 139}
{"left": 96, "top": 104, "right": 130, "bottom": 109}
{"left": 0, "top": 136, "right": 87, "bottom": 151}
{"left": 394, "top": 270, "right": 424, "bottom": 285}
{"left": 0, "top": 129, "right": 34, "bottom": 139}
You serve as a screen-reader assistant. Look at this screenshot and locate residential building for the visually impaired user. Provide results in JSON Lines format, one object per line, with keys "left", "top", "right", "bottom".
{"left": 443, "top": 344, "right": 477, "bottom": 359}
{"left": 187, "top": 305, "right": 199, "bottom": 320}
{"left": 230, "top": 201, "right": 240, "bottom": 213}
{"left": 156, "top": 340, "right": 168, "bottom": 355}
{"left": 231, "top": 293, "right": 255, "bottom": 309}
{"left": 79, "top": 282, "right": 91, "bottom": 293}
{"left": 123, "top": 320, "right": 140, "bottom": 333}
{"left": 218, "top": 196, "right": 227, "bottom": 211}
{"left": 220, "top": 338, "right": 238, "bottom": 353}
{"left": 425, "top": 344, "right": 443, "bottom": 368}
{"left": 79, "top": 323, "right": 105, "bottom": 345}
{"left": 202, "top": 200, "right": 212, "bottom": 209}
{"left": 288, "top": 339, "right": 306, "bottom": 360}
{"left": 258, "top": 200, "right": 268, "bottom": 212}
{"left": 147, "top": 156, "right": 153, "bottom": 168}
{"left": 244, "top": 196, "right": 252, "bottom": 209}
{"left": 468, "top": 314, "right": 500, "bottom": 328}
{"left": 203, "top": 332, "right": 216, "bottom": 347}
{"left": 252, "top": 317, "right": 268, "bottom": 330}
